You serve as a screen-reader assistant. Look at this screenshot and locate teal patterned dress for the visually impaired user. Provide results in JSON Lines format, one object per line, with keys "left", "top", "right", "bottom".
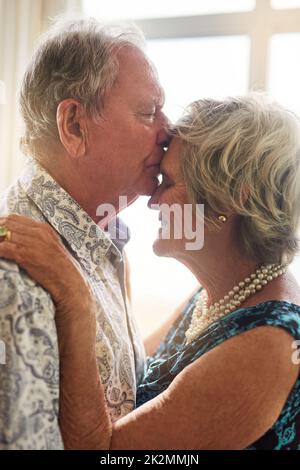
{"left": 136, "top": 289, "right": 300, "bottom": 449}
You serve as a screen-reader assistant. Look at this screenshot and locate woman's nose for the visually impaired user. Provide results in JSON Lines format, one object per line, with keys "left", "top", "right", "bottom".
{"left": 148, "top": 184, "right": 164, "bottom": 209}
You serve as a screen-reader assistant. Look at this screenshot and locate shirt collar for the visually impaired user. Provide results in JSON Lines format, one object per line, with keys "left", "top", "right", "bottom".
{"left": 18, "top": 159, "right": 124, "bottom": 275}
{"left": 105, "top": 216, "right": 131, "bottom": 253}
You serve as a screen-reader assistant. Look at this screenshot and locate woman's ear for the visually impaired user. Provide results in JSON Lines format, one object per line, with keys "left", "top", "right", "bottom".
{"left": 56, "top": 99, "right": 87, "bottom": 159}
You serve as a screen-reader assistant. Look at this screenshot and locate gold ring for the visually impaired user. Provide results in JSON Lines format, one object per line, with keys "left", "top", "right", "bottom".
{"left": 6, "top": 229, "right": 12, "bottom": 242}
{"left": 0, "top": 226, "right": 11, "bottom": 241}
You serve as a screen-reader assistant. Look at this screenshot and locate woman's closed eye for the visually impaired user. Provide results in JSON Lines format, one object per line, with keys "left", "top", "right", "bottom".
{"left": 161, "top": 173, "right": 173, "bottom": 188}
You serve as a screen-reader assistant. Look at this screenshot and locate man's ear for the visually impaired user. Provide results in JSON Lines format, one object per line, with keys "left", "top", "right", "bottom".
{"left": 56, "top": 99, "right": 87, "bottom": 159}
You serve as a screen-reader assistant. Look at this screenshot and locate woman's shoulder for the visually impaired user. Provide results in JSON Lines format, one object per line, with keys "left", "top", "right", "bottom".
{"left": 220, "top": 298, "right": 300, "bottom": 345}
{"left": 164, "top": 302, "right": 300, "bottom": 450}
{"left": 236, "top": 270, "right": 300, "bottom": 308}
{"left": 221, "top": 270, "right": 300, "bottom": 332}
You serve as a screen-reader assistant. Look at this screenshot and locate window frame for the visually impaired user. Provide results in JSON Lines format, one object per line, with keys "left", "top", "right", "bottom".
{"left": 132, "top": 0, "right": 300, "bottom": 90}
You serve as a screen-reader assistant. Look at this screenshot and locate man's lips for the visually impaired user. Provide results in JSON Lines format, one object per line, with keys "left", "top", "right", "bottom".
{"left": 146, "top": 163, "right": 161, "bottom": 169}
{"left": 146, "top": 164, "right": 161, "bottom": 178}
{"left": 146, "top": 153, "right": 163, "bottom": 168}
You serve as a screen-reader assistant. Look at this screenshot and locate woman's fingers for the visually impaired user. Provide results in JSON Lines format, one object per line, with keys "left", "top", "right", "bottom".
{"left": 0, "top": 213, "right": 90, "bottom": 307}
{"left": 6, "top": 230, "right": 37, "bottom": 247}
{"left": 0, "top": 214, "right": 61, "bottom": 245}
{"left": 0, "top": 229, "right": 42, "bottom": 249}
{"left": 0, "top": 213, "right": 44, "bottom": 229}
{"left": 0, "top": 240, "right": 22, "bottom": 262}
{"left": 0, "top": 216, "right": 42, "bottom": 240}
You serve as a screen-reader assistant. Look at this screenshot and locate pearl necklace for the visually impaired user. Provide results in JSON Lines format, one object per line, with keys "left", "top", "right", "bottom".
{"left": 185, "top": 263, "right": 287, "bottom": 344}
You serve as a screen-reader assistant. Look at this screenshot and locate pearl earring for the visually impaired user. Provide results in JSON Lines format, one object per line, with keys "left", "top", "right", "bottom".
{"left": 218, "top": 215, "right": 227, "bottom": 223}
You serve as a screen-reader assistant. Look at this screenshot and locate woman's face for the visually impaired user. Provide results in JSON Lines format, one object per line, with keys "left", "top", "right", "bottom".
{"left": 148, "top": 137, "right": 203, "bottom": 258}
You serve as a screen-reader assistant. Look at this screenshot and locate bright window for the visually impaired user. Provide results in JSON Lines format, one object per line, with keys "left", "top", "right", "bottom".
{"left": 84, "top": 0, "right": 255, "bottom": 20}
{"left": 269, "top": 33, "right": 300, "bottom": 282}
{"left": 272, "top": 0, "right": 300, "bottom": 9}
{"left": 147, "top": 36, "right": 250, "bottom": 121}
{"left": 269, "top": 33, "right": 300, "bottom": 116}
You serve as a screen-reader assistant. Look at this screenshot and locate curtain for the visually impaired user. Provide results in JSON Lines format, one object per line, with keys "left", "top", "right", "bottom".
{"left": 0, "top": 0, "right": 82, "bottom": 193}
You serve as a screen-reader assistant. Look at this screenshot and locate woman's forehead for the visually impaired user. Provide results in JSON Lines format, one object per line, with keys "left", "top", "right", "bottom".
{"left": 160, "top": 138, "right": 182, "bottom": 179}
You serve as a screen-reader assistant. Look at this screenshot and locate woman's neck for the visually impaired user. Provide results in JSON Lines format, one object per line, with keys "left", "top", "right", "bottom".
{"left": 175, "top": 241, "right": 261, "bottom": 308}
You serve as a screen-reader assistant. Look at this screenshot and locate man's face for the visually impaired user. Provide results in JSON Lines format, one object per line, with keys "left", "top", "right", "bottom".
{"left": 86, "top": 46, "right": 169, "bottom": 208}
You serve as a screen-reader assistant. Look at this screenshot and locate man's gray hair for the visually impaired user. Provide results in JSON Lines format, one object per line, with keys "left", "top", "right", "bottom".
{"left": 19, "top": 17, "right": 145, "bottom": 160}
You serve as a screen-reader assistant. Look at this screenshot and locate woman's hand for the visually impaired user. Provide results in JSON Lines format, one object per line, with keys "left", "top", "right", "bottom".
{"left": 0, "top": 213, "right": 97, "bottom": 342}
{"left": 0, "top": 213, "right": 90, "bottom": 307}
{"left": 0, "top": 214, "right": 112, "bottom": 449}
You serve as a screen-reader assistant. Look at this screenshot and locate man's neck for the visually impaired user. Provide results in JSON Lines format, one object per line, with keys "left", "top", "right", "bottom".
{"left": 39, "top": 156, "right": 137, "bottom": 225}
{"left": 39, "top": 157, "right": 104, "bottom": 223}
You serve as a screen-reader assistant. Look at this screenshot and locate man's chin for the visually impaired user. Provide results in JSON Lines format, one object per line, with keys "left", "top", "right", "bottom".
{"left": 152, "top": 237, "right": 171, "bottom": 257}
{"left": 138, "top": 176, "right": 160, "bottom": 197}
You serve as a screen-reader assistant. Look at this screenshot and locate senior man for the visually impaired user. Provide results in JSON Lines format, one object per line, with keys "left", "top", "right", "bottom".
{"left": 0, "top": 18, "right": 169, "bottom": 449}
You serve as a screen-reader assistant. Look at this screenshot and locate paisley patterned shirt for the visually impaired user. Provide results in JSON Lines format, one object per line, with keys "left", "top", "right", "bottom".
{"left": 0, "top": 158, "right": 146, "bottom": 449}
{"left": 137, "top": 289, "right": 300, "bottom": 449}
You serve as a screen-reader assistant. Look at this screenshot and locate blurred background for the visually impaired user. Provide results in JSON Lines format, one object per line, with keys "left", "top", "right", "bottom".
{"left": 1, "top": 0, "right": 300, "bottom": 338}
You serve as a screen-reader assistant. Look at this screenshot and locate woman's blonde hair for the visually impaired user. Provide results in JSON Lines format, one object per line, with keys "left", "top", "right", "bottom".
{"left": 174, "top": 93, "right": 300, "bottom": 265}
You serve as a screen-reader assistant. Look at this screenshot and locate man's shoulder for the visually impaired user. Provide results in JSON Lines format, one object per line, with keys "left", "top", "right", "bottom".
{"left": 0, "top": 261, "right": 61, "bottom": 450}
{"left": 0, "top": 177, "right": 54, "bottom": 312}
{"left": 0, "top": 178, "right": 25, "bottom": 212}
{"left": 0, "top": 171, "right": 45, "bottom": 222}
{"left": 0, "top": 258, "right": 54, "bottom": 313}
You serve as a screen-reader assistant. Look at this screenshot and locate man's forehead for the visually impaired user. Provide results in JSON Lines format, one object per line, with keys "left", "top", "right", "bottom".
{"left": 117, "top": 47, "right": 165, "bottom": 103}
{"left": 147, "top": 59, "right": 165, "bottom": 103}
{"left": 135, "top": 64, "right": 165, "bottom": 105}
{"left": 140, "top": 84, "right": 165, "bottom": 106}
{"left": 157, "top": 86, "right": 166, "bottom": 107}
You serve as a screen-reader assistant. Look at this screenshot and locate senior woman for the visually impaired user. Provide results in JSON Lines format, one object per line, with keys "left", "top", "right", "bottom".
{"left": 1, "top": 93, "right": 300, "bottom": 450}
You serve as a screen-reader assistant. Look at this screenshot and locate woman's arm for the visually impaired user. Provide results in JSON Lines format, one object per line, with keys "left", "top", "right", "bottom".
{"left": 0, "top": 214, "right": 112, "bottom": 449}
{"left": 0, "top": 215, "right": 299, "bottom": 449}
{"left": 55, "top": 296, "right": 112, "bottom": 449}
{"left": 111, "top": 325, "right": 299, "bottom": 449}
